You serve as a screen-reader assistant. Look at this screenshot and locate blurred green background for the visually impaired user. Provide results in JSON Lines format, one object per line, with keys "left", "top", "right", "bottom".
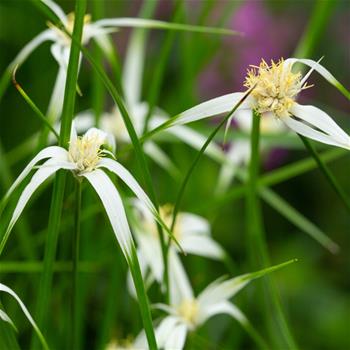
{"left": 0, "top": 0, "right": 349, "bottom": 349}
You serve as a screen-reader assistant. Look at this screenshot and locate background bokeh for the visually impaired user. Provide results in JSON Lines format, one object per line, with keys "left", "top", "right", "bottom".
{"left": 0, "top": 1, "right": 349, "bottom": 349}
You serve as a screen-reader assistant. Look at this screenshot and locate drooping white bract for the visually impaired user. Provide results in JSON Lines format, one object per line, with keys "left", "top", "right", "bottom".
{"left": 0, "top": 124, "right": 161, "bottom": 260}
{"left": 152, "top": 262, "right": 292, "bottom": 350}
{"left": 129, "top": 199, "right": 224, "bottom": 292}
{"left": 0, "top": 283, "right": 49, "bottom": 350}
{"left": 159, "top": 58, "right": 350, "bottom": 150}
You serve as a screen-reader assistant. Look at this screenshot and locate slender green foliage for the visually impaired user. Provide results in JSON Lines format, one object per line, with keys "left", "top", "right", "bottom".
{"left": 170, "top": 87, "right": 255, "bottom": 233}
{"left": 246, "top": 111, "right": 298, "bottom": 350}
{"left": 71, "top": 180, "right": 82, "bottom": 350}
{"left": 294, "top": 0, "right": 336, "bottom": 59}
{"left": 0, "top": 307, "right": 21, "bottom": 350}
{"left": 299, "top": 136, "right": 350, "bottom": 213}
{"left": 31, "top": 2, "right": 87, "bottom": 349}
{"left": 12, "top": 68, "right": 59, "bottom": 140}
{"left": 199, "top": 147, "right": 347, "bottom": 212}
{"left": 294, "top": 0, "right": 350, "bottom": 216}
{"left": 143, "top": 1, "right": 182, "bottom": 134}
{"left": 127, "top": 246, "right": 158, "bottom": 350}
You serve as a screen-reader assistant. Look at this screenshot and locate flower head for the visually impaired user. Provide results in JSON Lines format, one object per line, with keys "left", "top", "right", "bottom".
{"left": 176, "top": 298, "right": 199, "bottom": 329}
{"left": 168, "top": 58, "right": 350, "bottom": 150}
{"left": 127, "top": 199, "right": 224, "bottom": 295}
{"left": 0, "top": 124, "right": 160, "bottom": 261}
{"left": 47, "top": 12, "right": 92, "bottom": 47}
{"left": 68, "top": 128, "right": 108, "bottom": 173}
{"left": 244, "top": 58, "right": 311, "bottom": 118}
{"left": 154, "top": 261, "right": 294, "bottom": 350}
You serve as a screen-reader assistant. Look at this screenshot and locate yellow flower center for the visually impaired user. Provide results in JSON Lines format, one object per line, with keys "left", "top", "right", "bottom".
{"left": 101, "top": 107, "right": 129, "bottom": 143}
{"left": 139, "top": 203, "right": 182, "bottom": 242}
{"left": 47, "top": 13, "right": 91, "bottom": 46}
{"left": 105, "top": 337, "right": 136, "bottom": 350}
{"left": 244, "top": 58, "right": 311, "bottom": 118}
{"left": 69, "top": 130, "right": 105, "bottom": 173}
{"left": 177, "top": 299, "right": 199, "bottom": 328}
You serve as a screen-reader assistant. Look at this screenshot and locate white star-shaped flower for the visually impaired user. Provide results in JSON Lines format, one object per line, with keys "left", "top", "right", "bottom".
{"left": 160, "top": 58, "right": 350, "bottom": 150}
{"left": 0, "top": 123, "right": 163, "bottom": 261}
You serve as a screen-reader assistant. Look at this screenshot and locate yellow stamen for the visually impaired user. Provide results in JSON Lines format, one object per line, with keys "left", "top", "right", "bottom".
{"left": 47, "top": 13, "right": 91, "bottom": 46}
{"left": 244, "top": 58, "right": 312, "bottom": 118}
{"left": 68, "top": 130, "right": 106, "bottom": 173}
{"left": 138, "top": 203, "right": 182, "bottom": 242}
{"left": 177, "top": 299, "right": 199, "bottom": 328}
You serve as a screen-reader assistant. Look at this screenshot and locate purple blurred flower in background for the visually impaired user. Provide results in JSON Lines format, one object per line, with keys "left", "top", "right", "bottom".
{"left": 199, "top": 0, "right": 304, "bottom": 98}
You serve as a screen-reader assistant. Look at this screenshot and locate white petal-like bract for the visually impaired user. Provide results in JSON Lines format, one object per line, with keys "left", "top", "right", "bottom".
{"left": 83, "top": 169, "right": 134, "bottom": 258}
{"left": 0, "top": 283, "right": 48, "bottom": 350}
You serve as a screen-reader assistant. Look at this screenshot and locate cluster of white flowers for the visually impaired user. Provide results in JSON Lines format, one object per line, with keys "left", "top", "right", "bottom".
{"left": 1, "top": 1, "right": 349, "bottom": 350}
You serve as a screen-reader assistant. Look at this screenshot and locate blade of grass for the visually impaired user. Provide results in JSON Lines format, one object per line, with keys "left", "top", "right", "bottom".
{"left": 91, "top": 0, "right": 106, "bottom": 126}
{"left": 32, "top": 2, "right": 165, "bottom": 345}
{"left": 12, "top": 67, "right": 59, "bottom": 140}
{"left": 246, "top": 111, "right": 298, "bottom": 350}
{"left": 0, "top": 261, "right": 101, "bottom": 273}
{"left": 232, "top": 168, "right": 339, "bottom": 253}
{"left": 0, "top": 142, "right": 37, "bottom": 260}
{"left": 71, "top": 180, "right": 82, "bottom": 350}
{"left": 0, "top": 304, "right": 21, "bottom": 350}
{"left": 293, "top": 0, "right": 350, "bottom": 214}
{"left": 142, "top": 0, "right": 182, "bottom": 134}
{"left": 170, "top": 87, "right": 255, "bottom": 233}
{"left": 259, "top": 187, "right": 339, "bottom": 253}
{"left": 299, "top": 136, "right": 350, "bottom": 213}
{"left": 117, "top": 0, "right": 174, "bottom": 303}
{"left": 198, "top": 147, "right": 347, "bottom": 212}
{"left": 95, "top": 17, "right": 241, "bottom": 36}
{"left": 294, "top": 0, "right": 336, "bottom": 59}
{"left": 122, "top": 0, "right": 158, "bottom": 107}
{"left": 127, "top": 246, "right": 158, "bottom": 350}
{"left": 30, "top": 1, "right": 86, "bottom": 349}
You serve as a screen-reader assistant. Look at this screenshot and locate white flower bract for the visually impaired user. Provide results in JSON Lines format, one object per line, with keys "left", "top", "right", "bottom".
{"left": 0, "top": 124, "right": 159, "bottom": 260}
{"left": 162, "top": 57, "right": 350, "bottom": 150}
{"left": 127, "top": 199, "right": 225, "bottom": 296}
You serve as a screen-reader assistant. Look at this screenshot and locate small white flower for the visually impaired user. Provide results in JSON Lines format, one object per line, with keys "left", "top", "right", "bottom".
{"left": 104, "top": 334, "right": 147, "bottom": 350}
{"left": 128, "top": 199, "right": 224, "bottom": 293}
{"left": 153, "top": 262, "right": 288, "bottom": 350}
{"left": 0, "top": 124, "right": 160, "bottom": 260}
{"left": 163, "top": 58, "right": 350, "bottom": 150}
{"left": 10, "top": 0, "right": 114, "bottom": 72}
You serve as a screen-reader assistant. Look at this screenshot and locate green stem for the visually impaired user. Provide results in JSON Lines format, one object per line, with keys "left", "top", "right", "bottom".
{"left": 170, "top": 88, "right": 254, "bottom": 232}
{"left": 128, "top": 246, "right": 158, "bottom": 350}
{"left": 12, "top": 71, "right": 59, "bottom": 140}
{"left": 31, "top": 1, "right": 86, "bottom": 348}
{"left": 299, "top": 136, "right": 350, "bottom": 213}
{"left": 293, "top": 0, "right": 350, "bottom": 214}
{"left": 91, "top": 0, "right": 105, "bottom": 126}
{"left": 198, "top": 147, "right": 346, "bottom": 213}
{"left": 143, "top": 0, "right": 181, "bottom": 134}
{"left": 72, "top": 180, "right": 81, "bottom": 350}
{"left": 294, "top": 0, "right": 336, "bottom": 59}
{"left": 246, "top": 111, "right": 298, "bottom": 350}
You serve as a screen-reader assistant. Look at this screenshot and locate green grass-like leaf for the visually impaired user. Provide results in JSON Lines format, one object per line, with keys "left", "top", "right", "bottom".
{"left": 31, "top": 2, "right": 87, "bottom": 349}
{"left": 246, "top": 111, "right": 299, "bottom": 350}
